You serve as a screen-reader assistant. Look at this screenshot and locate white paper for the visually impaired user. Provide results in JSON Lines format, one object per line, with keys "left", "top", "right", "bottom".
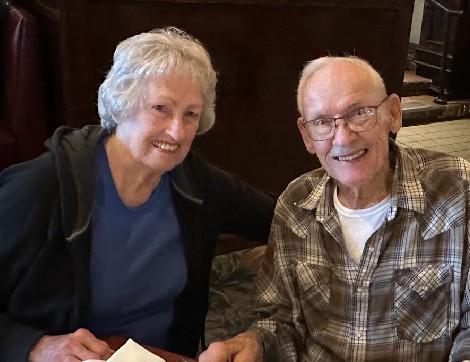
{"left": 84, "top": 338, "right": 166, "bottom": 362}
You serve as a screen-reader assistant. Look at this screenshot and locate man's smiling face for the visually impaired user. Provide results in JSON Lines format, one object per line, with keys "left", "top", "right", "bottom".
{"left": 297, "top": 61, "right": 400, "bottom": 191}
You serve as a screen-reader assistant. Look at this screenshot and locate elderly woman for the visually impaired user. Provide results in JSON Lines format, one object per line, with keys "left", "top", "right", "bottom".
{"left": 0, "top": 27, "right": 275, "bottom": 361}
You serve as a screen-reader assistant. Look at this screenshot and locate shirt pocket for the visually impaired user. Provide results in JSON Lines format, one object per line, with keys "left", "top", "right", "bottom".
{"left": 394, "top": 263, "right": 453, "bottom": 343}
{"left": 294, "top": 261, "right": 330, "bottom": 330}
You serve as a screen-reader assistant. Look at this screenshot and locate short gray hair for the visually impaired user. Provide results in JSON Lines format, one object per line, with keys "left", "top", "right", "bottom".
{"left": 98, "top": 27, "right": 217, "bottom": 134}
{"left": 296, "top": 56, "right": 386, "bottom": 117}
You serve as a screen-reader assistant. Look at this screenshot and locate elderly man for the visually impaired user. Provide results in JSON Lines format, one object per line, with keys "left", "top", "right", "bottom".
{"left": 199, "top": 56, "right": 470, "bottom": 362}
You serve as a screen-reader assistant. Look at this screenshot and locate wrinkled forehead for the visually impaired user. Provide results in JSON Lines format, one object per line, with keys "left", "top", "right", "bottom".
{"left": 302, "top": 63, "right": 383, "bottom": 115}
{"left": 137, "top": 72, "right": 204, "bottom": 109}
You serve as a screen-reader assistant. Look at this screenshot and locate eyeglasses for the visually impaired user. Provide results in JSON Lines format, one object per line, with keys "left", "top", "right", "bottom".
{"left": 302, "top": 96, "right": 389, "bottom": 141}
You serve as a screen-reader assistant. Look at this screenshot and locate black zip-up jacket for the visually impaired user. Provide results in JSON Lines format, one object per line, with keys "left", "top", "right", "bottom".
{"left": 0, "top": 125, "right": 275, "bottom": 360}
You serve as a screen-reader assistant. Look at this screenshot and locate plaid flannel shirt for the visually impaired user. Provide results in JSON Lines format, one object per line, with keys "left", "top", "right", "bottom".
{"left": 252, "top": 142, "right": 470, "bottom": 362}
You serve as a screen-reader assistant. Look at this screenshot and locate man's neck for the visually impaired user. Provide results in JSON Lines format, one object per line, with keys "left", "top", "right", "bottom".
{"left": 336, "top": 169, "right": 393, "bottom": 210}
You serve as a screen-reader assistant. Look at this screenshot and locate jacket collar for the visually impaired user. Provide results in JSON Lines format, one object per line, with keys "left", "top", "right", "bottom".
{"left": 169, "top": 151, "right": 204, "bottom": 205}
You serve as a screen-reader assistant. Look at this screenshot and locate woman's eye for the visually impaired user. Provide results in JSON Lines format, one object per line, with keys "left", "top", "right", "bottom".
{"left": 185, "top": 111, "right": 200, "bottom": 120}
{"left": 152, "top": 105, "right": 166, "bottom": 112}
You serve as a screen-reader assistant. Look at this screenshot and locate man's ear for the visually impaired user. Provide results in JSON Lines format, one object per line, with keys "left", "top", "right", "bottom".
{"left": 297, "top": 117, "right": 316, "bottom": 154}
{"left": 387, "top": 93, "right": 402, "bottom": 135}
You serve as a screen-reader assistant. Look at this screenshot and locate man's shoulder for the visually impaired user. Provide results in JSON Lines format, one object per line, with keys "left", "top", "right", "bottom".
{"left": 288, "top": 167, "right": 326, "bottom": 185}
{"left": 281, "top": 167, "right": 327, "bottom": 202}
{"left": 400, "top": 146, "right": 470, "bottom": 182}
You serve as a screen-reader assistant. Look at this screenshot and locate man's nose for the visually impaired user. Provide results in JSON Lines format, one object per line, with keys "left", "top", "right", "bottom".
{"left": 332, "top": 119, "right": 356, "bottom": 144}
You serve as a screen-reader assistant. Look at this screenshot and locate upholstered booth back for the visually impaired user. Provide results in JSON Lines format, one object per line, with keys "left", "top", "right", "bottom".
{"left": 0, "top": 0, "right": 49, "bottom": 171}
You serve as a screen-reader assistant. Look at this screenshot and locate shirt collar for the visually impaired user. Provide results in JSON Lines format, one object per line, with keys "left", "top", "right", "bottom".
{"left": 389, "top": 140, "right": 426, "bottom": 219}
{"left": 294, "top": 139, "right": 426, "bottom": 221}
{"left": 294, "top": 172, "right": 334, "bottom": 222}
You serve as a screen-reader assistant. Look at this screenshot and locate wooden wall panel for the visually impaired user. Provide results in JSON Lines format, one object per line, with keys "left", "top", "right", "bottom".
{"left": 15, "top": 0, "right": 414, "bottom": 193}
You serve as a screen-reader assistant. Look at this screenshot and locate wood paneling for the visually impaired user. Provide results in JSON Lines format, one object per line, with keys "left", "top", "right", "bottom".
{"left": 15, "top": 0, "right": 414, "bottom": 193}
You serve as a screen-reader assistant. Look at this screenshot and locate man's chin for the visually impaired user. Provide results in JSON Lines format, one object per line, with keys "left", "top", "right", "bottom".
{"left": 333, "top": 173, "right": 373, "bottom": 189}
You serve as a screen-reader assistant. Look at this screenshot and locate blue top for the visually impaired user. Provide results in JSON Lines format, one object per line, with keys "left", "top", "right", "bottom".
{"left": 86, "top": 141, "right": 187, "bottom": 348}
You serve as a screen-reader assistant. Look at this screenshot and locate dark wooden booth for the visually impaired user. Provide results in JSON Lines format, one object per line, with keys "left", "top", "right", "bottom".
{"left": 415, "top": 0, "right": 470, "bottom": 101}
{"left": 12, "top": 0, "right": 414, "bottom": 194}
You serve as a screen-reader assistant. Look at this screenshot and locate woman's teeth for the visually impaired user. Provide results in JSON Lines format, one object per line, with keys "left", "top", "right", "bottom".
{"left": 337, "top": 149, "right": 365, "bottom": 161}
{"left": 153, "top": 141, "right": 178, "bottom": 151}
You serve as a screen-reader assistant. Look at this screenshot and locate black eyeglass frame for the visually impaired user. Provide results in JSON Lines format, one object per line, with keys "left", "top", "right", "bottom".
{"left": 302, "top": 96, "right": 389, "bottom": 141}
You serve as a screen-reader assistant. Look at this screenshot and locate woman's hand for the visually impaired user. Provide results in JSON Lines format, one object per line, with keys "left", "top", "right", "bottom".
{"left": 198, "top": 331, "right": 263, "bottom": 362}
{"left": 28, "top": 328, "right": 114, "bottom": 362}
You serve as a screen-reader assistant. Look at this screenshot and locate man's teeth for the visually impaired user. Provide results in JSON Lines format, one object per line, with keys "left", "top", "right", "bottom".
{"left": 337, "top": 149, "right": 365, "bottom": 161}
{"left": 153, "top": 141, "right": 178, "bottom": 151}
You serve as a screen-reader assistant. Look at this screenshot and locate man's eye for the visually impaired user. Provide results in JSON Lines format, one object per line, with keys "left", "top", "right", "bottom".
{"left": 355, "top": 108, "right": 367, "bottom": 116}
{"left": 314, "top": 118, "right": 331, "bottom": 127}
{"left": 354, "top": 107, "right": 375, "bottom": 117}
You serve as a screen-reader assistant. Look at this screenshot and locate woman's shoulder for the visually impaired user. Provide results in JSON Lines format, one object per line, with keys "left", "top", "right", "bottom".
{"left": 173, "top": 151, "right": 239, "bottom": 185}
{"left": 0, "top": 152, "right": 59, "bottom": 198}
{"left": 1, "top": 149, "right": 55, "bottom": 177}
{"left": 171, "top": 151, "right": 274, "bottom": 202}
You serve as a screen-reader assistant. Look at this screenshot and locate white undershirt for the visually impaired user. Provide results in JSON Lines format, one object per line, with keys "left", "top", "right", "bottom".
{"left": 333, "top": 186, "right": 391, "bottom": 263}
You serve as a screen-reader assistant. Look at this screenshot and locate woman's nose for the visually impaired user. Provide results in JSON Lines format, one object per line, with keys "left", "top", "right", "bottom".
{"left": 166, "top": 115, "right": 186, "bottom": 139}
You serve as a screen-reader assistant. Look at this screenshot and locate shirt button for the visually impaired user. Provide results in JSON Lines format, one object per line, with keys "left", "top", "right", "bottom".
{"left": 369, "top": 247, "right": 375, "bottom": 252}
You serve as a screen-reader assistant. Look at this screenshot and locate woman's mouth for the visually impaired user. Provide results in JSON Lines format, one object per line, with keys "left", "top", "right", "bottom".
{"left": 152, "top": 141, "right": 179, "bottom": 152}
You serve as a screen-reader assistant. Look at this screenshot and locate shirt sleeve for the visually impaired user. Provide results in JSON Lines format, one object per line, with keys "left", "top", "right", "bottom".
{"left": 449, "top": 186, "right": 470, "bottom": 362}
{"left": 0, "top": 160, "right": 54, "bottom": 360}
{"left": 251, "top": 220, "right": 305, "bottom": 362}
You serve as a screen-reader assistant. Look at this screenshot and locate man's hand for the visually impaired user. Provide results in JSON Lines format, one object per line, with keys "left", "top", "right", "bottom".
{"left": 198, "top": 330, "right": 263, "bottom": 362}
{"left": 28, "top": 328, "right": 114, "bottom": 362}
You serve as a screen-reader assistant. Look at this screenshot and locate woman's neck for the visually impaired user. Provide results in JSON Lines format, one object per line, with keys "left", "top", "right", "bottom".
{"left": 104, "top": 135, "right": 161, "bottom": 207}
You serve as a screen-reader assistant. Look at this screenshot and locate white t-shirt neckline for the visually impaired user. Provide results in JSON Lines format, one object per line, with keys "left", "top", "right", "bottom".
{"left": 333, "top": 186, "right": 391, "bottom": 263}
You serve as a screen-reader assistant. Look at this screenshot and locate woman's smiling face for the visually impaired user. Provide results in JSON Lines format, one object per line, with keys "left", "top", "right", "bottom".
{"left": 115, "top": 73, "right": 203, "bottom": 175}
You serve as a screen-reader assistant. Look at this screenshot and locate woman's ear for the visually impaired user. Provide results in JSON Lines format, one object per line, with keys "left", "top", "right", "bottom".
{"left": 386, "top": 93, "right": 402, "bottom": 135}
{"left": 297, "top": 117, "right": 316, "bottom": 154}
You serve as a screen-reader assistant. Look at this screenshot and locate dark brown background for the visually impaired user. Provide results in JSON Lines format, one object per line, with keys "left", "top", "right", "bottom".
{"left": 14, "top": 0, "right": 414, "bottom": 194}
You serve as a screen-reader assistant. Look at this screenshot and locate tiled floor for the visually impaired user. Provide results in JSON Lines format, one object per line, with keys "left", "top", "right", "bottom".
{"left": 396, "top": 118, "right": 470, "bottom": 161}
